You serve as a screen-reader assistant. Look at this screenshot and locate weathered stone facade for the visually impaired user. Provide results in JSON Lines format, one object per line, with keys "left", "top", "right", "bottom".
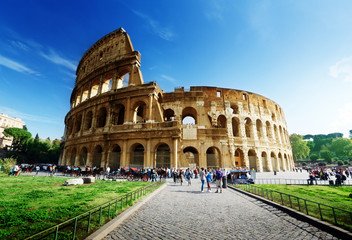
{"left": 59, "top": 28, "right": 294, "bottom": 172}
{"left": 0, "top": 113, "right": 25, "bottom": 148}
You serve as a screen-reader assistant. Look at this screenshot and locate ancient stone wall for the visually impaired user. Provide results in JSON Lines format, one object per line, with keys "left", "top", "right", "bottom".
{"left": 60, "top": 28, "right": 294, "bottom": 172}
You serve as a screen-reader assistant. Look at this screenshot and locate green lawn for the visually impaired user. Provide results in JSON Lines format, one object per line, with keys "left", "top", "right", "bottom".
{"left": 236, "top": 184, "right": 352, "bottom": 231}
{"left": 0, "top": 176, "right": 154, "bottom": 239}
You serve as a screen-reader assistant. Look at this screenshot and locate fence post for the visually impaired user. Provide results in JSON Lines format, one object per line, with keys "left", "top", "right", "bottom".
{"left": 289, "top": 195, "right": 292, "bottom": 208}
{"left": 332, "top": 208, "right": 337, "bottom": 225}
{"left": 72, "top": 217, "right": 78, "bottom": 240}
{"left": 87, "top": 211, "right": 92, "bottom": 232}
{"left": 99, "top": 206, "right": 102, "bottom": 223}
{"left": 115, "top": 199, "right": 118, "bottom": 214}
{"left": 54, "top": 225, "right": 59, "bottom": 240}
{"left": 280, "top": 193, "right": 284, "bottom": 205}
{"left": 121, "top": 196, "right": 123, "bottom": 209}
{"left": 304, "top": 200, "right": 309, "bottom": 215}
{"left": 108, "top": 202, "right": 111, "bottom": 218}
{"left": 318, "top": 204, "right": 323, "bottom": 220}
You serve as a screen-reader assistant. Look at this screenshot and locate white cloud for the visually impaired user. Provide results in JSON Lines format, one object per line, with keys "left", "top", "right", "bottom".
{"left": 329, "top": 56, "right": 352, "bottom": 82}
{"left": 132, "top": 10, "right": 176, "bottom": 41}
{"left": 39, "top": 49, "right": 77, "bottom": 71}
{"left": 331, "top": 102, "right": 352, "bottom": 137}
{"left": 0, "top": 106, "right": 60, "bottom": 125}
{"left": 160, "top": 74, "right": 176, "bottom": 83}
{"left": 204, "top": 0, "right": 225, "bottom": 23}
{"left": 0, "top": 54, "right": 40, "bottom": 76}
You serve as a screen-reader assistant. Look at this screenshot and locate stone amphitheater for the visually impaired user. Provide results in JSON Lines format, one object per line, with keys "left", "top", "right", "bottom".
{"left": 59, "top": 28, "right": 294, "bottom": 172}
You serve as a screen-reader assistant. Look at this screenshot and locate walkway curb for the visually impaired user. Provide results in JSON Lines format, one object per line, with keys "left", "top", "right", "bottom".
{"left": 85, "top": 183, "right": 167, "bottom": 240}
{"left": 228, "top": 185, "right": 352, "bottom": 239}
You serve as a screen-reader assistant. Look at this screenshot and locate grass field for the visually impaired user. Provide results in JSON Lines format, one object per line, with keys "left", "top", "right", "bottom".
{"left": 0, "top": 176, "right": 153, "bottom": 239}
{"left": 236, "top": 184, "right": 352, "bottom": 231}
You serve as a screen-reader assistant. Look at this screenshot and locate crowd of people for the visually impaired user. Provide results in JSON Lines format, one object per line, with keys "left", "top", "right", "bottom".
{"left": 306, "top": 167, "right": 351, "bottom": 185}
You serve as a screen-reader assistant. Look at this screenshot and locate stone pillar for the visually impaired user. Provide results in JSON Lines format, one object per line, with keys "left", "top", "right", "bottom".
{"left": 86, "top": 152, "right": 92, "bottom": 166}
{"left": 88, "top": 81, "right": 92, "bottom": 99}
{"left": 98, "top": 75, "right": 103, "bottom": 95}
{"left": 101, "top": 151, "right": 107, "bottom": 168}
{"left": 199, "top": 142, "right": 206, "bottom": 168}
{"left": 146, "top": 93, "right": 154, "bottom": 123}
{"left": 112, "top": 72, "right": 118, "bottom": 90}
{"left": 256, "top": 152, "right": 263, "bottom": 172}
{"left": 262, "top": 125, "right": 268, "bottom": 142}
{"left": 121, "top": 140, "right": 128, "bottom": 167}
{"left": 145, "top": 139, "right": 152, "bottom": 168}
{"left": 244, "top": 149, "right": 250, "bottom": 169}
{"left": 172, "top": 138, "right": 178, "bottom": 168}
{"left": 125, "top": 97, "right": 132, "bottom": 124}
{"left": 267, "top": 152, "right": 273, "bottom": 172}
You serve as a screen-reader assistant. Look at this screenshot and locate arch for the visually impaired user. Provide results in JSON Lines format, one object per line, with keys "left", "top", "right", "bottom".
{"left": 79, "top": 147, "right": 88, "bottom": 166}
{"left": 183, "top": 147, "right": 199, "bottom": 167}
{"left": 284, "top": 153, "right": 289, "bottom": 171}
{"left": 164, "top": 109, "right": 175, "bottom": 121}
{"left": 256, "top": 119, "right": 263, "bottom": 138}
{"left": 182, "top": 107, "right": 197, "bottom": 125}
{"left": 279, "top": 126, "right": 284, "bottom": 144}
{"left": 217, "top": 115, "right": 227, "bottom": 128}
{"left": 271, "top": 152, "right": 277, "bottom": 171}
{"left": 102, "top": 75, "right": 112, "bottom": 93}
{"left": 109, "top": 144, "right": 121, "bottom": 170}
{"left": 90, "top": 79, "right": 100, "bottom": 97}
{"left": 67, "top": 118, "right": 74, "bottom": 136}
{"left": 244, "top": 117, "right": 252, "bottom": 138}
{"left": 81, "top": 85, "right": 89, "bottom": 102}
{"left": 235, "top": 148, "right": 245, "bottom": 168}
{"left": 111, "top": 104, "right": 125, "bottom": 125}
{"left": 74, "top": 114, "right": 82, "bottom": 133}
{"left": 206, "top": 147, "right": 220, "bottom": 168}
{"left": 230, "top": 103, "right": 239, "bottom": 114}
{"left": 261, "top": 152, "right": 269, "bottom": 171}
{"left": 117, "top": 72, "right": 129, "bottom": 89}
{"left": 133, "top": 101, "right": 146, "bottom": 123}
{"left": 274, "top": 125, "right": 279, "bottom": 143}
{"left": 92, "top": 145, "right": 103, "bottom": 167}
{"left": 278, "top": 152, "right": 284, "bottom": 171}
{"left": 130, "top": 144, "right": 144, "bottom": 168}
{"left": 96, "top": 107, "right": 107, "bottom": 128}
{"left": 84, "top": 111, "right": 93, "bottom": 130}
{"left": 266, "top": 121, "right": 272, "bottom": 138}
{"left": 75, "top": 91, "right": 81, "bottom": 106}
{"left": 155, "top": 144, "right": 171, "bottom": 168}
{"left": 248, "top": 149, "right": 257, "bottom": 171}
{"left": 271, "top": 113, "right": 276, "bottom": 121}
{"left": 232, "top": 117, "right": 240, "bottom": 137}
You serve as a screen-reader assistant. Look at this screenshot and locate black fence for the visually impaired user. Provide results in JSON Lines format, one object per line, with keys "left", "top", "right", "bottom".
{"left": 233, "top": 184, "right": 352, "bottom": 232}
{"left": 25, "top": 183, "right": 161, "bottom": 240}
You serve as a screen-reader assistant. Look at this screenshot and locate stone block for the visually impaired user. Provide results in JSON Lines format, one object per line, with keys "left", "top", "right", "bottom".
{"left": 63, "top": 178, "right": 84, "bottom": 186}
{"left": 82, "top": 177, "right": 95, "bottom": 183}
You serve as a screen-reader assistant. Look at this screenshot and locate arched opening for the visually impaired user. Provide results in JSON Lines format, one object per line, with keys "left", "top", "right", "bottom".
{"left": 235, "top": 148, "right": 245, "bottom": 168}
{"left": 261, "top": 152, "right": 268, "bottom": 171}
{"left": 81, "top": 85, "right": 89, "bottom": 102}
{"left": 130, "top": 144, "right": 144, "bottom": 168}
{"left": 133, "top": 102, "right": 146, "bottom": 123}
{"left": 230, "top": 103, "right": 239, "bottom": 114}
{"left": 279, "top": 126, "right": 284, "bottom": 144}
{"left": 274, "top": 125, "right": 279, "bottom": 143}
{"left": 67, "top": 118, "right": 73, "bottom": 136}
{"left": 266, "top": 121, "right": 272, "bottom": 138}
{"left": 79, "top": 147, "right": 88, "bottom": 166}
{"left": 271, "top": 152, "right": 277, "bottom": 171}
{"left": 183, "top": 147, "right": 199, "bottom": 167}
{"left": 75, "top": 115, "right": 82, "bottom": 133}
{"left": 244, "top": 117, "right": 252, "bottom": 138}
{"left": 206, "top": 147, "right": 220, "bottom": 168}
{"left": 232, "top": 117, "right": 240, "bottom": 137}
{"left": 102, "top": 75, "right": 113, "bottom": 93}
{"left": 75, "top": 91, "right": 81, "bottom": 106}
{"left": 112, "top": 104, "right": 125, "bottom": 125}
{"left": 284, "top": 154, "right": 289, "bottom": 171}
{"left": 271, "top": 113, "right": 276, "bottom": 121}
{"left": 164, "top": 109, "right": 175, "bottom": 121}
{"left": 117, "top": 72, "right": 129, "bottom": 89}
{"left": 70, "top": 148, "right": 76, "bottom": 166}
{"left": 182, "top": 107, "right": 197, "bottom": 125}
{"left": 90, "top": 79, "right": 100, "bottom": 97}
{"left": 96, "top": 107, "right": 107, "bottom": 128}
{"left": 256, "top": 119, "right": 263, "bottom": 138}
{"left": 248, "top": 150, "right": 257, "bottom": 171}
{"left": 109, "top": 145, "right": 121, "bottom": 170}
{"left": 156, "top": 144, "right": 171, "bottom": 168}
{"left": 84, "top": 111, "right": 93, "bottom": 130}
{"left": 217, "top": 115, "right": 227, "bottom": 128}
{"left": 278, "top": 152, "right": 284, "bottom": 171}
{"left": 93, "top": 145, "right": 103, "bottom": 167}
{"left": 158, "top": 93, "right": 163, "bottom": 104}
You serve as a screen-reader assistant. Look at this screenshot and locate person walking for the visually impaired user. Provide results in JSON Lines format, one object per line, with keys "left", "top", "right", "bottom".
{"left": 179, "top": 170, "right": 184, "bottom": 186}
{"left": 215, "top": 168, "right": 223, "bottom": 193}
{"left": 199, "top": 167, "right": 206, "bottom": 192}
{"left": 206, "top": 170, "right": 212, "bottom": 192}
{"left": 185, "top": 168, "right": 191, "bottom": 186}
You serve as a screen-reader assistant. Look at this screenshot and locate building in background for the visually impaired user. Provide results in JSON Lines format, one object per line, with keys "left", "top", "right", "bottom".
{"left": 0, "top": 113, "right": 26, "bottom": 148}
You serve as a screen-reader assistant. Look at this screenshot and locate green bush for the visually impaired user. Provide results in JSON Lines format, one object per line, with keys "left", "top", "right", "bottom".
{"left": 0, "top": 157, "right": 17, "bottom": 173}
{"left": 337, "top": 160, "right": 344, "bottom": 166}
{"left": 310, "top": 153, "right": 319, "bottom": 161}
{"left": 318, "top": 162, "right": 326, "bottom": 166}
{"left": 302, "top": 162, "right": 307, "bottom": 166}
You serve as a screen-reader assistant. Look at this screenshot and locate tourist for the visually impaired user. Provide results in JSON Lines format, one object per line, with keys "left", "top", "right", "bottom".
{"left": 215, "top": 168, "right": 223, "bottom": 193}
{"left": 206, "top": 170, "right": 212, "bottom": 192}
{"left": 199, "top": 167, "right": 205, "bottom": 192}
{"left": 179, "top": 170, "right": 184, "bottom": 186}
{"left": 185, "top": 168, "right": 191, "bottom": 186}
{"left": 35, "top": 165, "right": 40, "bottom": 175}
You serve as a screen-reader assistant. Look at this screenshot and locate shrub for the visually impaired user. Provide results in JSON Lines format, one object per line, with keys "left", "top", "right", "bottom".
{"left": 344, "top": 160, "right": 349, "bottom": 165}
{"left": 310, "top": 154, "right": 319, "bottom": 161}
{"left": 318, "top": 162, "right": 326, "bottom": 166}
{"left": 302, "top": 162, "right": 307, "bottom": 166}
{"left": 0, "top": 157, "right": 17, "bottom": 173}
{"left": 337, "top": 160, "right": 344, "bottom": 166}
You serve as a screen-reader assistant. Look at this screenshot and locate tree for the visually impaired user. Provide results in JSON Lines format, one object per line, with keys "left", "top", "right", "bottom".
{"left": 3, "top": 128, "right": 32, "bottom": 152}
{"left": 337, "top": 160, "right": 344, "bottom": 166}
{"left": 310, "top": 153, "right": 318, "bottom": 162}
{"left": 350, "top": 130, "right": 352, "bottom": 140}
{"left": 290, "top": 134, "right": 310, "bottom": 161}
{"left": 320, "top": 149, "right": 332, "bottom": 163}
{"left": 329, "top": 138, "right": 352, "bottom": 158}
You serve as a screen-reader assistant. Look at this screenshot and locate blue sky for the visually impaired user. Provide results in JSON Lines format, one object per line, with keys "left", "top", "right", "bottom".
{"left": 0, "top": 0, "right": 351, "bottom": 140}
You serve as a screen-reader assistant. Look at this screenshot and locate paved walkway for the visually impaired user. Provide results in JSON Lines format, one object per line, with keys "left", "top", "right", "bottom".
{"left": 103, "top": 179, "right": 340, "bottom": 240}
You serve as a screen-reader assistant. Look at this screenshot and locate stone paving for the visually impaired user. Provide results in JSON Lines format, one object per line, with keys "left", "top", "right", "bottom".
{"left": 103, "top": 179, "right": 340, "bottom": 240}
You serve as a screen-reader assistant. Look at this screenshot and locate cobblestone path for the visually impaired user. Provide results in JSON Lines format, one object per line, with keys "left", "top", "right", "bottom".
{"left": 104, "top": 179, "right": 340, "bottom": 240}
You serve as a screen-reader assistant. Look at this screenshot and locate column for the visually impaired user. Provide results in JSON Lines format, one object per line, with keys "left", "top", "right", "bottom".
{"left": 172, "top": 138, "right": 178, "bottom": 168}
{"left": 146, "top": 93, "right": 154, "bottom": 123}
{"left": 121, "top": 140, "right": 128, "bottom": 167}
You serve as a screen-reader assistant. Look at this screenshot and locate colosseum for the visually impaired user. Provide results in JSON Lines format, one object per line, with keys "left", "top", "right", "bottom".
{"left": 59, "top": 28, "right": 294, "bottom": 172}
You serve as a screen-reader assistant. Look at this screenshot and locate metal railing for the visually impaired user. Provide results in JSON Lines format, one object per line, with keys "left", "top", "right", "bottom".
{"left": 254, "top": 178, "right": 352, "bottom": 185}
{"left": 233, "top": 184, "right": 352, "bottom": 231}
{"left": 25, "top": 183, "right": 162, "bottom": 240}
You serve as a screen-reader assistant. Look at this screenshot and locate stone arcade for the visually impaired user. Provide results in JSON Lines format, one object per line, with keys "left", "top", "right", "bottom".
{"left": 59, "top": 28, "right": 294, "bottom": 172}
